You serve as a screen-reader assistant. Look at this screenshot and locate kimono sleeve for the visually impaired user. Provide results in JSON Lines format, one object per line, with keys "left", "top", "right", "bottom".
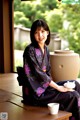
{"left": 23, "top": 47, "right": 52, "bottom": 97}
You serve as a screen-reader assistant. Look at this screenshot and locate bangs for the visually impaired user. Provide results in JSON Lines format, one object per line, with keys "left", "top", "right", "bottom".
{"left": 35, "top": 20, "right": 47, "bottom": 30}
{"left": 32, "top": 19, "right": 49, "bottom": 32}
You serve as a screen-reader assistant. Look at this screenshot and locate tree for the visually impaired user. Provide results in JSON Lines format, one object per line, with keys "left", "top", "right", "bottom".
{"left": 14, "top": 11, "right": 25, "bottom": 25}
{"left": 14, "top": 0, "right": 58, "bottom": 28}
{"left": 45, "top": 9, "right": 62, "bottom": 32}
{"left": 59, "top": 4, "right": 80, "bottom": 54}
{"left": 14, "top": 0, "right": 21, "bottom": 11}
{"left": 41, "top": 0, "right": 57, "bottom": 10}
{"left": 20, "top": 1, "right": 36, "bottom": 22}
{"left": 14, "top": 11, "right": 31, "bottom": 27}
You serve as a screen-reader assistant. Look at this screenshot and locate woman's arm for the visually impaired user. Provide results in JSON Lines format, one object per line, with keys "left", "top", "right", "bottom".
{"left": 49, "top": 80, "right": 74, "bottom": 92}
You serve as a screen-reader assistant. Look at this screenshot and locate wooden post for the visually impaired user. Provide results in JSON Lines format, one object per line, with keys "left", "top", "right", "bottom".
{"left": 0, "top": 0, "right": 14, "bottom": 73}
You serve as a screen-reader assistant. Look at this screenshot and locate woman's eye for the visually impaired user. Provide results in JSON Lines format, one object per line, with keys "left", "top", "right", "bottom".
{"left": 42, "top": 30, "right": 45, "bottom": 33}
{"left": 35, "top": 32, "right": 38, "bottom": 34}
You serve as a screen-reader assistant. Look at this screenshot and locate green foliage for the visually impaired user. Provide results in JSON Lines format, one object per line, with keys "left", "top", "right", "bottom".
{"left": 14, "top": 50, "right": 23, "bottom": 71}
{"left": 41, "top": 0, "right": 57, "bottom": 10}
{"left": 20, "top": 2, "right": 36, "bottom": 21}
{"left": 14, "top": 0, "right": 80, "bottom": 54}
{"left": 14, "top": 0, "right": 58, "bottom": 27}
{"left": 14, "top": 59, "right": 23, "bottom": 72}
{"left": 59, "top": 4, "right": 80, "bottom": 54}
{"left": 14, "top": 11, "right": 31, "bottom": 27}
{"left": 14, "top": 11, "right": 25, "bottom": 25}
{"left": 14, "top": 41, "right": 29, "bottom": 50}
{"left": 35, "top": 11, "right": 45, "bottom": 21}
{"left": 78, "top": 72, "right": 80, "bottom": 78}
{"left": 14, "top": 41, "right": 22, "bottom": 50}
{"left": 45, "top": 9, "right": 62, "bottom": 32}
{"left": 19, "top": 17, "right": 31, "bottom": 28}
{"left": 21, "top": 41, "right": 29, "bottom": 50}
{"left": 14, "top": 0, "right": 21, "bottom": 11}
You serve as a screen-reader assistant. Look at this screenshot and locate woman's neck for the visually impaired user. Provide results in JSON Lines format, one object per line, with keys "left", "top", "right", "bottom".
{"left": 38, "top": 43, "right": 45, "bottom": 54}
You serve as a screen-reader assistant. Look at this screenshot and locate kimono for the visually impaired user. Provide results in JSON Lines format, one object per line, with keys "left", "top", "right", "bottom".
{"left": 23, "top": 43, "right": 52, "bottom": 99}
{"left": 17, "top": 43, "right": 80, "bottom": 120}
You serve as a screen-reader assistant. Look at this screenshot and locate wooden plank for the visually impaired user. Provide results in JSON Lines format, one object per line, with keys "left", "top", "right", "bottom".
{"left": 0, "top": 89, "right": 12, "bottom": 102}
{"left": 8, "top": 94, "right": 72, "bottom": 120}
{"left": 0, "top": 101, "right": 72, "bottom": 120}
{"left": 0, "top": 73, "right": 22, "bottom": 96}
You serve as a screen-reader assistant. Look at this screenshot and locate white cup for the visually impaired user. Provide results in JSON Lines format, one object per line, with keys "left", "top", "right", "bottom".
{"left": 47, "top": 103, "right": 59, "bottom": 115}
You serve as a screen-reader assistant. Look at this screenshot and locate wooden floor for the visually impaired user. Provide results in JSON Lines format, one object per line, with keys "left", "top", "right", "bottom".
{"left": 0, "top": 73, "right": 22, "bottom": 95}
{"left": 0, "top": 73, "right": 72, "bottom": 120}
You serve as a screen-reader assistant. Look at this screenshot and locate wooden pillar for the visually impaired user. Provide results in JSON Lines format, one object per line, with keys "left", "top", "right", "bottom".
{"left": 0, "top": 0, "right": 14, "bottom": 73}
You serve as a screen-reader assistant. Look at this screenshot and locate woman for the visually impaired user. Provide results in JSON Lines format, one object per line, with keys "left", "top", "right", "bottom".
{"left": 18, "top": 19, "right": 80, "bottom": 120}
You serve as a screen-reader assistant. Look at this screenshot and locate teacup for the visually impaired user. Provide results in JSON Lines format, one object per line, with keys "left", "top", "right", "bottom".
{"left": 64, "top": 81, "right": 76, "bottom": 89}
{"left": 47, "top": 103, "right": 59, "bottom": 115}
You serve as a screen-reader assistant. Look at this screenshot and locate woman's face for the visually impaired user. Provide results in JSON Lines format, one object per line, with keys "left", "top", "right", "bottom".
{"left": 34, "top": 27, "right": 49, "bottom": 45}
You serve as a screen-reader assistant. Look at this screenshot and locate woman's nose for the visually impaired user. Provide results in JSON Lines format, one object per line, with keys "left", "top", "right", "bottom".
{"left": 39, "top": 32, "right": 42, "bottom": 37}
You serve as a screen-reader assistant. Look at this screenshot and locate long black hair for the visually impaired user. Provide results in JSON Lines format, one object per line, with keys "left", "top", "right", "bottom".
{"left": 30, "top": 19, "right": 51, "bottom": 46}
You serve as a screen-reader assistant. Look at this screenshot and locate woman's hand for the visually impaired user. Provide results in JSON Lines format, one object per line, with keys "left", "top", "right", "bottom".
{"left": 49, "top": 80, "right": 74, "bottom": 93}
{"left": 57, "top": 85, "right": 74, "bottom": 92}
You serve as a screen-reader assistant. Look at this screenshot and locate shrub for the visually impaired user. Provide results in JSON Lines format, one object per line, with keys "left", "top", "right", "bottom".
{"left": 14, "top": 40, "right": 29, "bottom": 50}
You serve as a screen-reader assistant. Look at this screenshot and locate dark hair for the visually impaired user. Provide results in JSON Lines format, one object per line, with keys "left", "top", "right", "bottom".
{"left": 30, "top": 19, "right": 50, "bottom": 46}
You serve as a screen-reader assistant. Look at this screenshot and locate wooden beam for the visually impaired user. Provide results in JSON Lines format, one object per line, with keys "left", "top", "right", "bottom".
{"left": 0, "top": 0, "right": 14, "bottom": 73}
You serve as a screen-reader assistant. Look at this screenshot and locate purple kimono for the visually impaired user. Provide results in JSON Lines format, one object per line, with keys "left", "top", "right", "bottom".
{"left": 23, "top": 43, "right": 52, "bottom": 97}
{"left": 22, "top": 43, "right": 80, "bottom": 120}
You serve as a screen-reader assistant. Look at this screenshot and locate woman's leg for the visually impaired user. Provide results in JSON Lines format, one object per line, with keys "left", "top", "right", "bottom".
{"left": 57, "top": 80, "right": 80, "bottom": 94}
{"left": 74, "top": 80, "right": 80, "bottom": 94}
{"left": 56, "top": 80, "right": 80, "bottom": 120}
{"left": 38, "top": 82, "right": 80, "bottom": 120}
{"left": 52, "top": 90, "right": 80, "bottom": 120}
